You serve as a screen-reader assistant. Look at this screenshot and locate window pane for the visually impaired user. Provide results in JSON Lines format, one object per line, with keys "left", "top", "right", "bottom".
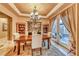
{"left": 59, "top": 18, "right": 69, "bottom": 44}
{"left": 51, "top": 19, "right": 57, "bottom": 39}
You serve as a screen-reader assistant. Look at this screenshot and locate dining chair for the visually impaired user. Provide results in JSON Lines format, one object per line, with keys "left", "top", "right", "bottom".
{"left": 43, "top": 32, "right": 51, "bottom": 48}
{"left": 13, "top": 33, "right": 20, "bottom": 52}
{"left": 13, "top": 33, "right": 25, "bottom": 52}
{"left": 47, "top": 32, "right": 51, "bottom": 46}
{"left": 26, "top": 32, "right": 32, "bottom": 46}
{"left": 48, "top": 32, "right": 51, "bottom": 37}
{"left": 31, "top": 34, "right": 42, "bottom": 56}
{"left": 26, "top": 35, "right": 32, "bottom": 46}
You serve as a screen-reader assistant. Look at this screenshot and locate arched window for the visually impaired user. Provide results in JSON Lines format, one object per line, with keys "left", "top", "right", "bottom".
{"left": 51, "top": 17, "right": 57, "bottom": 39}
{"left": 51, "top": 16, "right": 70, "bottom": 45}
{"left": 59, "top": 17, "right": 70, "bottom": 44}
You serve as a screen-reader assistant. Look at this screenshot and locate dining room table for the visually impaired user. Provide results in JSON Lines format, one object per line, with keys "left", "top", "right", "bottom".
{"left": 14, "top": 35, "right": 50, "bottom": 55}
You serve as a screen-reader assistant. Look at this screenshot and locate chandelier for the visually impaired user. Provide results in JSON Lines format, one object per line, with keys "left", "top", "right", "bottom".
{"left": 30, "top": 6, "right": 40, "bottom": 24}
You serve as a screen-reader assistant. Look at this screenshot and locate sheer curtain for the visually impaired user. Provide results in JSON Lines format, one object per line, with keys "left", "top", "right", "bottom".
{"left": 56, "top": 15, "right": 61, "bottom": 43}
{"left": 51, "top": 17, "right": 57, "bottom": 39}
{"left": 51, "top": 16, "right": 60, "bottom": 43}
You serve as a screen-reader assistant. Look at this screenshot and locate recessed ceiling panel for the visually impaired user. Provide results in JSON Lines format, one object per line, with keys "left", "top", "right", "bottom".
{"left": 14, "top": 3, "right": 57, "bottom": 16}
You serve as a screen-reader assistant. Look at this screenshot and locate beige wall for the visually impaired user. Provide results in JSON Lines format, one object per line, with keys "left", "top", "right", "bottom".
{"left": 0, "top": 4, "right": 17, "bottom": 40}
{"left": 77, "top": 4, "right": 79, "bottom": 56}
{"left": 12, "top": 17, "right": 27, "bottom": 33}
{"left": 12, "top": 17, "right": 49, "bottom": 35}
{"left": 0, "top": 11, "right": 13, "bottom": 40}
{"left": 0, "top": 4, "right": 17, "bottom": 18}
{"left": 0, "top": 18, "right": 8, "bottom": 39}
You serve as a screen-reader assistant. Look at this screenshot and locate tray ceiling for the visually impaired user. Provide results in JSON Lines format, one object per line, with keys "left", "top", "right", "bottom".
{"left": 14, "top": 3, "right": 57, "bottom": 16}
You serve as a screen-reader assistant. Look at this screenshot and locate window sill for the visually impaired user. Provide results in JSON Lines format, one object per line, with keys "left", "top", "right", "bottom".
{"left": 51, "top": 39, "right": 74, "bottom": 56}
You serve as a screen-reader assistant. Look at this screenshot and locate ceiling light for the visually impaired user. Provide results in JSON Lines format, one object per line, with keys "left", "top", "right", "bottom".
{"left": 30, "top": 6, "right": 40, "bottom": 23}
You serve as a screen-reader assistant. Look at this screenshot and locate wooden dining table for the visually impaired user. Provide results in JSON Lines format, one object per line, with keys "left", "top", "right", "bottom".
{"left": 14, "top": 35, "right": 50, "bottom": 55}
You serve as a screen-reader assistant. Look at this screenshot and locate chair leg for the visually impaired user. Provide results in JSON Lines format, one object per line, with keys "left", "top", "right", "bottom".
{"left": 32, "top": 49, "right": 33, "bottom": 56}
{"left": 40, "top": 48, "right": 42, "bottom": 55}
{"left": 43, "top": 41, "right": 45, "bottom": 46}
{"left": 42, "top": 41, "right": 44, "bottom": 47}
{"left": 23, "top": 45, "right": 25, "bottom": 51}
{"left": 13, "top": 46, "right": 16, "bottom": 52}
{"left": 42, "top": 40, "right": 45, "bottom": 47}
{"left": 25, "top": 42, "right": 27, "bottom": 46}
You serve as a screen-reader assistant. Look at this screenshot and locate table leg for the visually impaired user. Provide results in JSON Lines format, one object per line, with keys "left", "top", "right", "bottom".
{"left": 30, "top": 47, "right": 33, "bottom": 56}
{"left": 43, "top": 41, "right": 45, "bottom": 47}
{"left": 42, "top": 40, "right": 44, "bottom": 47}
{"left": 13, "top": 46, "right": 16, "bottom": 52}
{"left": 48, "top": 39, "right": 50, "bottom": 49}
{"left": 17, "top": 42, "right": 20, "bottom": 55}
{"left": 40, "top": 48, "right": 42, "bottom": 55}
{"left": 23, "top": 45, "right": 25, "bottom": 51}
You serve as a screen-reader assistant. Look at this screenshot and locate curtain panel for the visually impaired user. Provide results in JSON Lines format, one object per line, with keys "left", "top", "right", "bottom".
{"left": 51, "top": 16, "right": 60, "bottom": 43}
{"left": 51, "top": 4, "right": 76, "bottom": 54}
{"left": 60, "top": 6, "right": 76, "bottom": 54}
{"left": 50, "top": 17, "right": 56, "bottom": 32}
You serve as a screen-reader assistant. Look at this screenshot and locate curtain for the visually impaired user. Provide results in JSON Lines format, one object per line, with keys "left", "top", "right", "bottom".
{"left": 51, "top": 17, "right": 57, "bottom": 38}
{"left": 60, "top": 6, "right": 76, "bottom": 54}
{"left": 60, "top": 12, "right": 71, "bottom": 33}
{"left": 56, "top": 15, "right": 60, "bottom": 43}
{"left": 67, "top": 7, "right": 76, "bottom": 43}
{"left": 67, "top": 7, "right": 76, "bottom": 53}
{"left": 51, "top": 16, "right": 60, "bottom": 43}
{"left": 50, "top": 17, "right": 56, "bottom": 32}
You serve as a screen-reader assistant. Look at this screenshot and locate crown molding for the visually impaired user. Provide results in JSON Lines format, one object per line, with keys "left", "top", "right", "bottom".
{"left": 8, "top": 3, "right": 30, "bottom": 17}
{"left": 8, "top": 3, "right": 64, "bottom": 18}
{"left": 46, "top": 3, "right": 64, "bottom": 17}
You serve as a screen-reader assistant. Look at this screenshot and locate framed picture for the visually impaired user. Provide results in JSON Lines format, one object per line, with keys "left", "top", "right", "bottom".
{"left": 2, "top": 23, "right": 8, "bottom": 31}
{"left": 43, "top": 24, "right": 49, "bottom": 33}
{"left": 16, "top": 23, "right": 25, "bottom": 34}
{"left": 27, "top": 21, "right": 41, "bottom": 34}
